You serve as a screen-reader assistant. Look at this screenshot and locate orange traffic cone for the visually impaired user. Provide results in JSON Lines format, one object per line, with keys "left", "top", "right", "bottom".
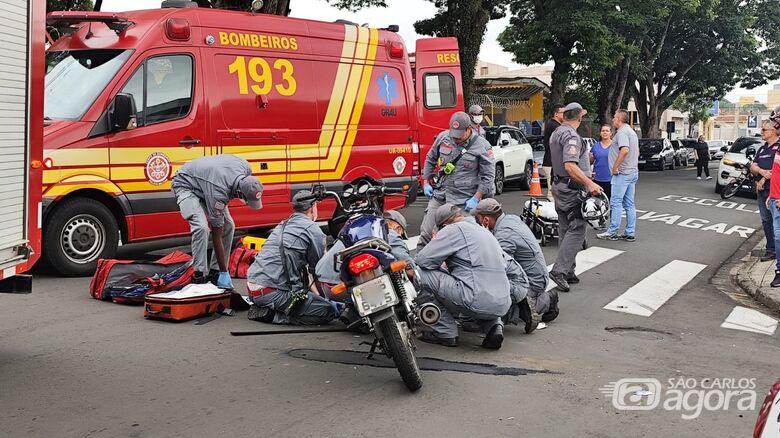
{"left": 528, "top": 162, "right": 543, "bottom": 197}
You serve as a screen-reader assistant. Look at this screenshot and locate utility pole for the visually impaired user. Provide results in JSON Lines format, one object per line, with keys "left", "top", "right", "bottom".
{"left": 733, "top": 104, "right": 739, "bottom": 140}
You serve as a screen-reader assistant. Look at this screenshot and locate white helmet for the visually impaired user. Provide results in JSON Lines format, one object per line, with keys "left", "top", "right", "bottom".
{"left": 580, "top": 191, "right": 610, "bottom": 230}
{"left": 771, "top": 105, "right": 780, "bottom": 129}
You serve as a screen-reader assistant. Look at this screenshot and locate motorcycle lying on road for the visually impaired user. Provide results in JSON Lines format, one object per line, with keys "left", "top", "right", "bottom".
{"left": 721, "top": 154, "right": 756, "bottom": 199}
{"left": 297, "top": 181, "right": 440, "bottom": 391}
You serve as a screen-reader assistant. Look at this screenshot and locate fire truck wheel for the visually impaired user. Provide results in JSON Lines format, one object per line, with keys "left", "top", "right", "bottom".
{"left": 43, "top": 198, "right": 119, "bottom": 277}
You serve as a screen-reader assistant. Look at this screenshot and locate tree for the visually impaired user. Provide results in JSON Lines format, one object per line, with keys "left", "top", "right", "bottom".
{"left": 675, "top": 94, "right": 712, "bottom": 137}
{"left": 191, "top": 0, "right": 385, "bottom": 16}
{"left": 415, "top": 0, "right": 507, "bottom": 108}
{"left": 47, "top": 0, "right": 94, "bottom": 11}
{"left": 498, "top": 0, "right": 626, "bottom": 115}
{"left": 630, "top": 0, "right": 780, "bottom": 137}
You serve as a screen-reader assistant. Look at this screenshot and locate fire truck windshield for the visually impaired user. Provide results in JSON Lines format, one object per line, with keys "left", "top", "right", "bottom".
{"left": 45, "top": 49, "right": 133, "bottom": 120}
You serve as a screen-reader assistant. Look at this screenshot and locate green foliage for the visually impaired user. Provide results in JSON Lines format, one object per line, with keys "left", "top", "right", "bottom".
{"left": 47, "top": 0, "right": 94, "bottom": 11}
{"left": 415, "top": 0, "right": 508, "bottom": 108}
{"left": 674, "top": 94, "right": 712, "bottom": 135}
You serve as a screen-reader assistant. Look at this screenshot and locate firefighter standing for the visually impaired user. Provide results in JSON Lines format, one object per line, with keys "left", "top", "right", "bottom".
{"left": 170, "top": 154, "right": 263, "bottom": 289}
{"left": 468, "top": 104, "right": 486, "bottom": 137}
{"left": 245, "top": 191, "right": 339, "bottom": 325}
{"left": 547, "top": 103, "right": 602, "bottom": 292}
{"left": 418, "top": 112, "right": 495, "bottom": 251}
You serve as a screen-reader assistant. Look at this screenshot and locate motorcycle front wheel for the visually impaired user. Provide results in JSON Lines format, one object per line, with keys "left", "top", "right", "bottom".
{"left": 376, "top": 315, "right": 422, "bottom": 391}
{"left": 721, "top": 179, "right": 742, "bottom": 199}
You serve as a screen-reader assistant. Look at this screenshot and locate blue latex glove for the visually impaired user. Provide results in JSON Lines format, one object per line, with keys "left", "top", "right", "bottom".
{"left": 423, "top": 182, "right": 434, "bottom": 198}
{"left": 465, "top": 196, "right": 479, "bottom": 212}
{"left": 216, "top": 272, "right": 234, "bottom": 289}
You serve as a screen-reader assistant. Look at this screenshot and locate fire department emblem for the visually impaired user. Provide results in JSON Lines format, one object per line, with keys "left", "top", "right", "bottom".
{"left": 145, "top": 152, "right": 172, "bottom": 185}
{"left": 392, "top": 156, "right": 406, "bottom": 175}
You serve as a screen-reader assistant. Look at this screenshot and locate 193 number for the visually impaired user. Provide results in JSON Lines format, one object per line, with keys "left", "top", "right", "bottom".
{"left": 228, "top": 56, "right": 297, "bottom": 97}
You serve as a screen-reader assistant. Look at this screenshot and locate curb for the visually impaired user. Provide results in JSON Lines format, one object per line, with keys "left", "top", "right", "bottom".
{"left": 730, "top": 233, "right": 780, "bottom": 316}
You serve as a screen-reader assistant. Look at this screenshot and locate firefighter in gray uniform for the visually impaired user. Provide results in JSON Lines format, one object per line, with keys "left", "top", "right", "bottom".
{"left": 315, "top": 209, "right": 414, "bottom": 288}
{"left": 245, "top": 191, "right": 338, "bottom": 325}
{"left": 170, "top": 154, "right": 263, "bottom": 289}
{"left": 415, "top": 203, "right": 511, "bottom": 349}
{"left": 468, "top": 104, "right": 487, "bottom": 137}
{"left": 418, "top": 111, "right": 495, "bottom": 251}
{"left": 475, "top": 198, "right": 560, "bottom": 331}
{"left": 547, "top": 103, "right": 602, "bottom": 292}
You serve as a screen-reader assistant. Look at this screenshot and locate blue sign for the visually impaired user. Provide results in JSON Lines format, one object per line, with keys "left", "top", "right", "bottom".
{"left": 709, "top": 100, "right": 720, "bottom": 116}
{"left": 377, "top": 72, "right": 398, "bottom": 105}
{"left": 748, "top": 115, "right": 758, "bottom": 128}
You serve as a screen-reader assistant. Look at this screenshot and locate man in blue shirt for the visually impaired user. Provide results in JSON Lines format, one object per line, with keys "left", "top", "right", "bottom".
{"left": 751, "top": 122, "right": 780, "bottom": 261}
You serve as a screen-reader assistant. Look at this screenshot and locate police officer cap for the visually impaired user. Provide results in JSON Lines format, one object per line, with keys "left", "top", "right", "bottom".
{"left": 434, "top": 203, "right": 461, "bottom": 229}
{"left": 238, "top": 176, "right": 263, "bottom": 209}
{"left": 449, "top": 112, "right": 472, "bottom": 138}
{"left": 474, "top": 198, "right": 502, "bottom": 215}
{"left": 468, "top": 104, "right": 484, "bottom": 115}
{"left": 292, "top": 190, "right": 315, "bottom": 211}
{"left": 563, "top": 102, "right": 588, "bottom": 117}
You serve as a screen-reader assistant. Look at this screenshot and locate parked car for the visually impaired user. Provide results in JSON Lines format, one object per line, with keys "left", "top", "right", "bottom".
{"left": 638, "top": 138, "right": 676, "bottom": 170}
{"left": 706, "top": 139, "right": 729, "bottom": 160}
{"left": 670, "top": 140, "right": 691, "bottom": 167}
{"left": 715, "top": 136, "right": 763, "bottom": 194}
{"left": 484, "top": 126, "right": 535, "bottom": 195}
{"left": 677, "top": 138, "right": 698, "bottom": 163}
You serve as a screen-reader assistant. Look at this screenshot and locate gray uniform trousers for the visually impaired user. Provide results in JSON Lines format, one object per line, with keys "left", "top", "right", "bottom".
{"left": 251, "top": 290, "right": 337, "bottom": 325}
{"left": 417, "top": 268, "right": 503, "bottom": 339}
{"left": 175, "top": 189, "right": 234, "bottom": 274}
{"left": 551, "top": 182, "right": 586, "bottom": 276}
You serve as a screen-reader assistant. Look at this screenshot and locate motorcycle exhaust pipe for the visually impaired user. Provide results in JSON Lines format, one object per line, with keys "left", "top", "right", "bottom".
{"left": 418, "top": 302, "right": 441, "bottom": 326}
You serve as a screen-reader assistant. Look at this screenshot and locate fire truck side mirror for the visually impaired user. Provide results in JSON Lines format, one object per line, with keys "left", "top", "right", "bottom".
{"left": 110, "top": 93, "right": 138, "bottom": 132}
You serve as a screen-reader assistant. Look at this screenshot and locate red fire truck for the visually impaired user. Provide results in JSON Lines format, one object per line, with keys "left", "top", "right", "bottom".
{"left": 41, "top": 1, "right": 463, "bottom": 276}
{"left": 0, "top": 0, "right": 45, "bottom": 292}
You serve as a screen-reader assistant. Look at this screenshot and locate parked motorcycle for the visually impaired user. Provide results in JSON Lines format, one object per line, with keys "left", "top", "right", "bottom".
{"left": 298, "top": 181, "right": 440, "bottom": 391}
{"left": 721, "top": 153, "right": 756, "bottom": 199}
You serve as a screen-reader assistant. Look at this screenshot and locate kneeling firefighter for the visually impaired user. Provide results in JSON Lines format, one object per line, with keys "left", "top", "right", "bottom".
{"left": 245, "top": 191, "right": 339, "bottom": 325}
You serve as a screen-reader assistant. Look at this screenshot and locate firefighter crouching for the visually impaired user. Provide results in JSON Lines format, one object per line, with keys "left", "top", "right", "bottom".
{"left": 418, "top": 112, "right": 495, "bottom": 251}
{"left": 245, "top": 191, "right": 340, "bottom": 325}
{"left": 170, "top": 154, "right": 263, "bottom": 289}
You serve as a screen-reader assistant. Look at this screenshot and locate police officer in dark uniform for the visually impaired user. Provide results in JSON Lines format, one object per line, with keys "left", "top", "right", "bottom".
{"left": 548, "top": 103, "right": 602, "bottom": 292}
{"left": 752, "top": 119, "right": 780, "bottom": 261}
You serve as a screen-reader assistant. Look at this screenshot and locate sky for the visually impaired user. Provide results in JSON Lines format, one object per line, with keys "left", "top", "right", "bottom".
{"left": 100, "top": 0, "right": 774, "bottom": 104}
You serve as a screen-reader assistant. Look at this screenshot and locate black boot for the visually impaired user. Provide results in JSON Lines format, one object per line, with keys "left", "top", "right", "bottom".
{"left": 247, "top": 305, "right": 275, "bottom": 323}
{"left": 481, "top": 324, "right": 504, "bottom": 349}
{"left": 771, "top": 271, "right": 780, "bottom": 288}
{"left": 192, "top": 271, "right": 207, "bottom": 284}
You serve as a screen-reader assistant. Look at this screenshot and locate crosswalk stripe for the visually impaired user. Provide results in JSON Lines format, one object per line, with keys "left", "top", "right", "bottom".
{"left": 603, "top": 260, "right": 706, "bottom": 317}
{"left": 720, "top": 306, "right": 778, "bottom": 336}
{"left": 546, "top": 246, "right": 624, "bottom": 292}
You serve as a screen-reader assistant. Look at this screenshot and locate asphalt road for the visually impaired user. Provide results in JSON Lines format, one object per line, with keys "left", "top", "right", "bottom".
{"left": 1, "top": 162, "right": 778, "bottom": 438}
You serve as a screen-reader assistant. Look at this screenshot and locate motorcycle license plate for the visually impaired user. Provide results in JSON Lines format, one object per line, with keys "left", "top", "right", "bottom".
{"left": 352, "top": 275, "right": 399, "bottom": 317}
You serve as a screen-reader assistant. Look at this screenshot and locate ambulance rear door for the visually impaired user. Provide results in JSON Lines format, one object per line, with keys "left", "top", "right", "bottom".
{"left": 414, "top": 38, "right": 464, "bottom": 162}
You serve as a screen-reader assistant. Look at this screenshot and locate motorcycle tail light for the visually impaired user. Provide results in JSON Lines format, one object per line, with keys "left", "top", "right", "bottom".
{"left": 349, "top": 254, "right": 379, "bottom": 275}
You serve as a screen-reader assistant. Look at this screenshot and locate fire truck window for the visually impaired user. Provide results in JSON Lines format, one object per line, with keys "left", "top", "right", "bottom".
{"left": 423, "top": 73, "right": 456, "bottom": 109}
{"left": 144, "top": 55, "right": 193, "bottom": 125}
{"left": 119, "top": 66, "right": 145, "bottom": 124}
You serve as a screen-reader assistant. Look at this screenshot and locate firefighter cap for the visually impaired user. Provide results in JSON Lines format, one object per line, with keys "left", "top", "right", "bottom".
{"left": 449, "top": 112, "right": 472, "bottom": 138}
{"left": 238, "top": 175, "right": 263, "bottom": 209}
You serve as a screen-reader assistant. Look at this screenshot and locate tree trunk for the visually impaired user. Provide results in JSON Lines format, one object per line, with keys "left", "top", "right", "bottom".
{"left": 549, "top": 60, "right": 570, "bottom": 110}
{"left": 455, "top": 4, "right": 489, "bottom": 108}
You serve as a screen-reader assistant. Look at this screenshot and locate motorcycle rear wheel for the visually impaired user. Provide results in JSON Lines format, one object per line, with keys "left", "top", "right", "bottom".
{"left": 721, "top": 180, "right": 741, "bottom": 199}
{"left": 377, "top": 316, "right": 422, "bottom": 391}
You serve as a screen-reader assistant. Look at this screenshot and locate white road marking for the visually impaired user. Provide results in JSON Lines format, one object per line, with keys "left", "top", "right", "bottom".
{"left": 604, "top": 260, "right": 706, "bottom": 316}
{"left": 546, "top": 246, "right": 624, "bottom": 291}
{"left": 720, "top": 306, "right": 778, "bottom": 336}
